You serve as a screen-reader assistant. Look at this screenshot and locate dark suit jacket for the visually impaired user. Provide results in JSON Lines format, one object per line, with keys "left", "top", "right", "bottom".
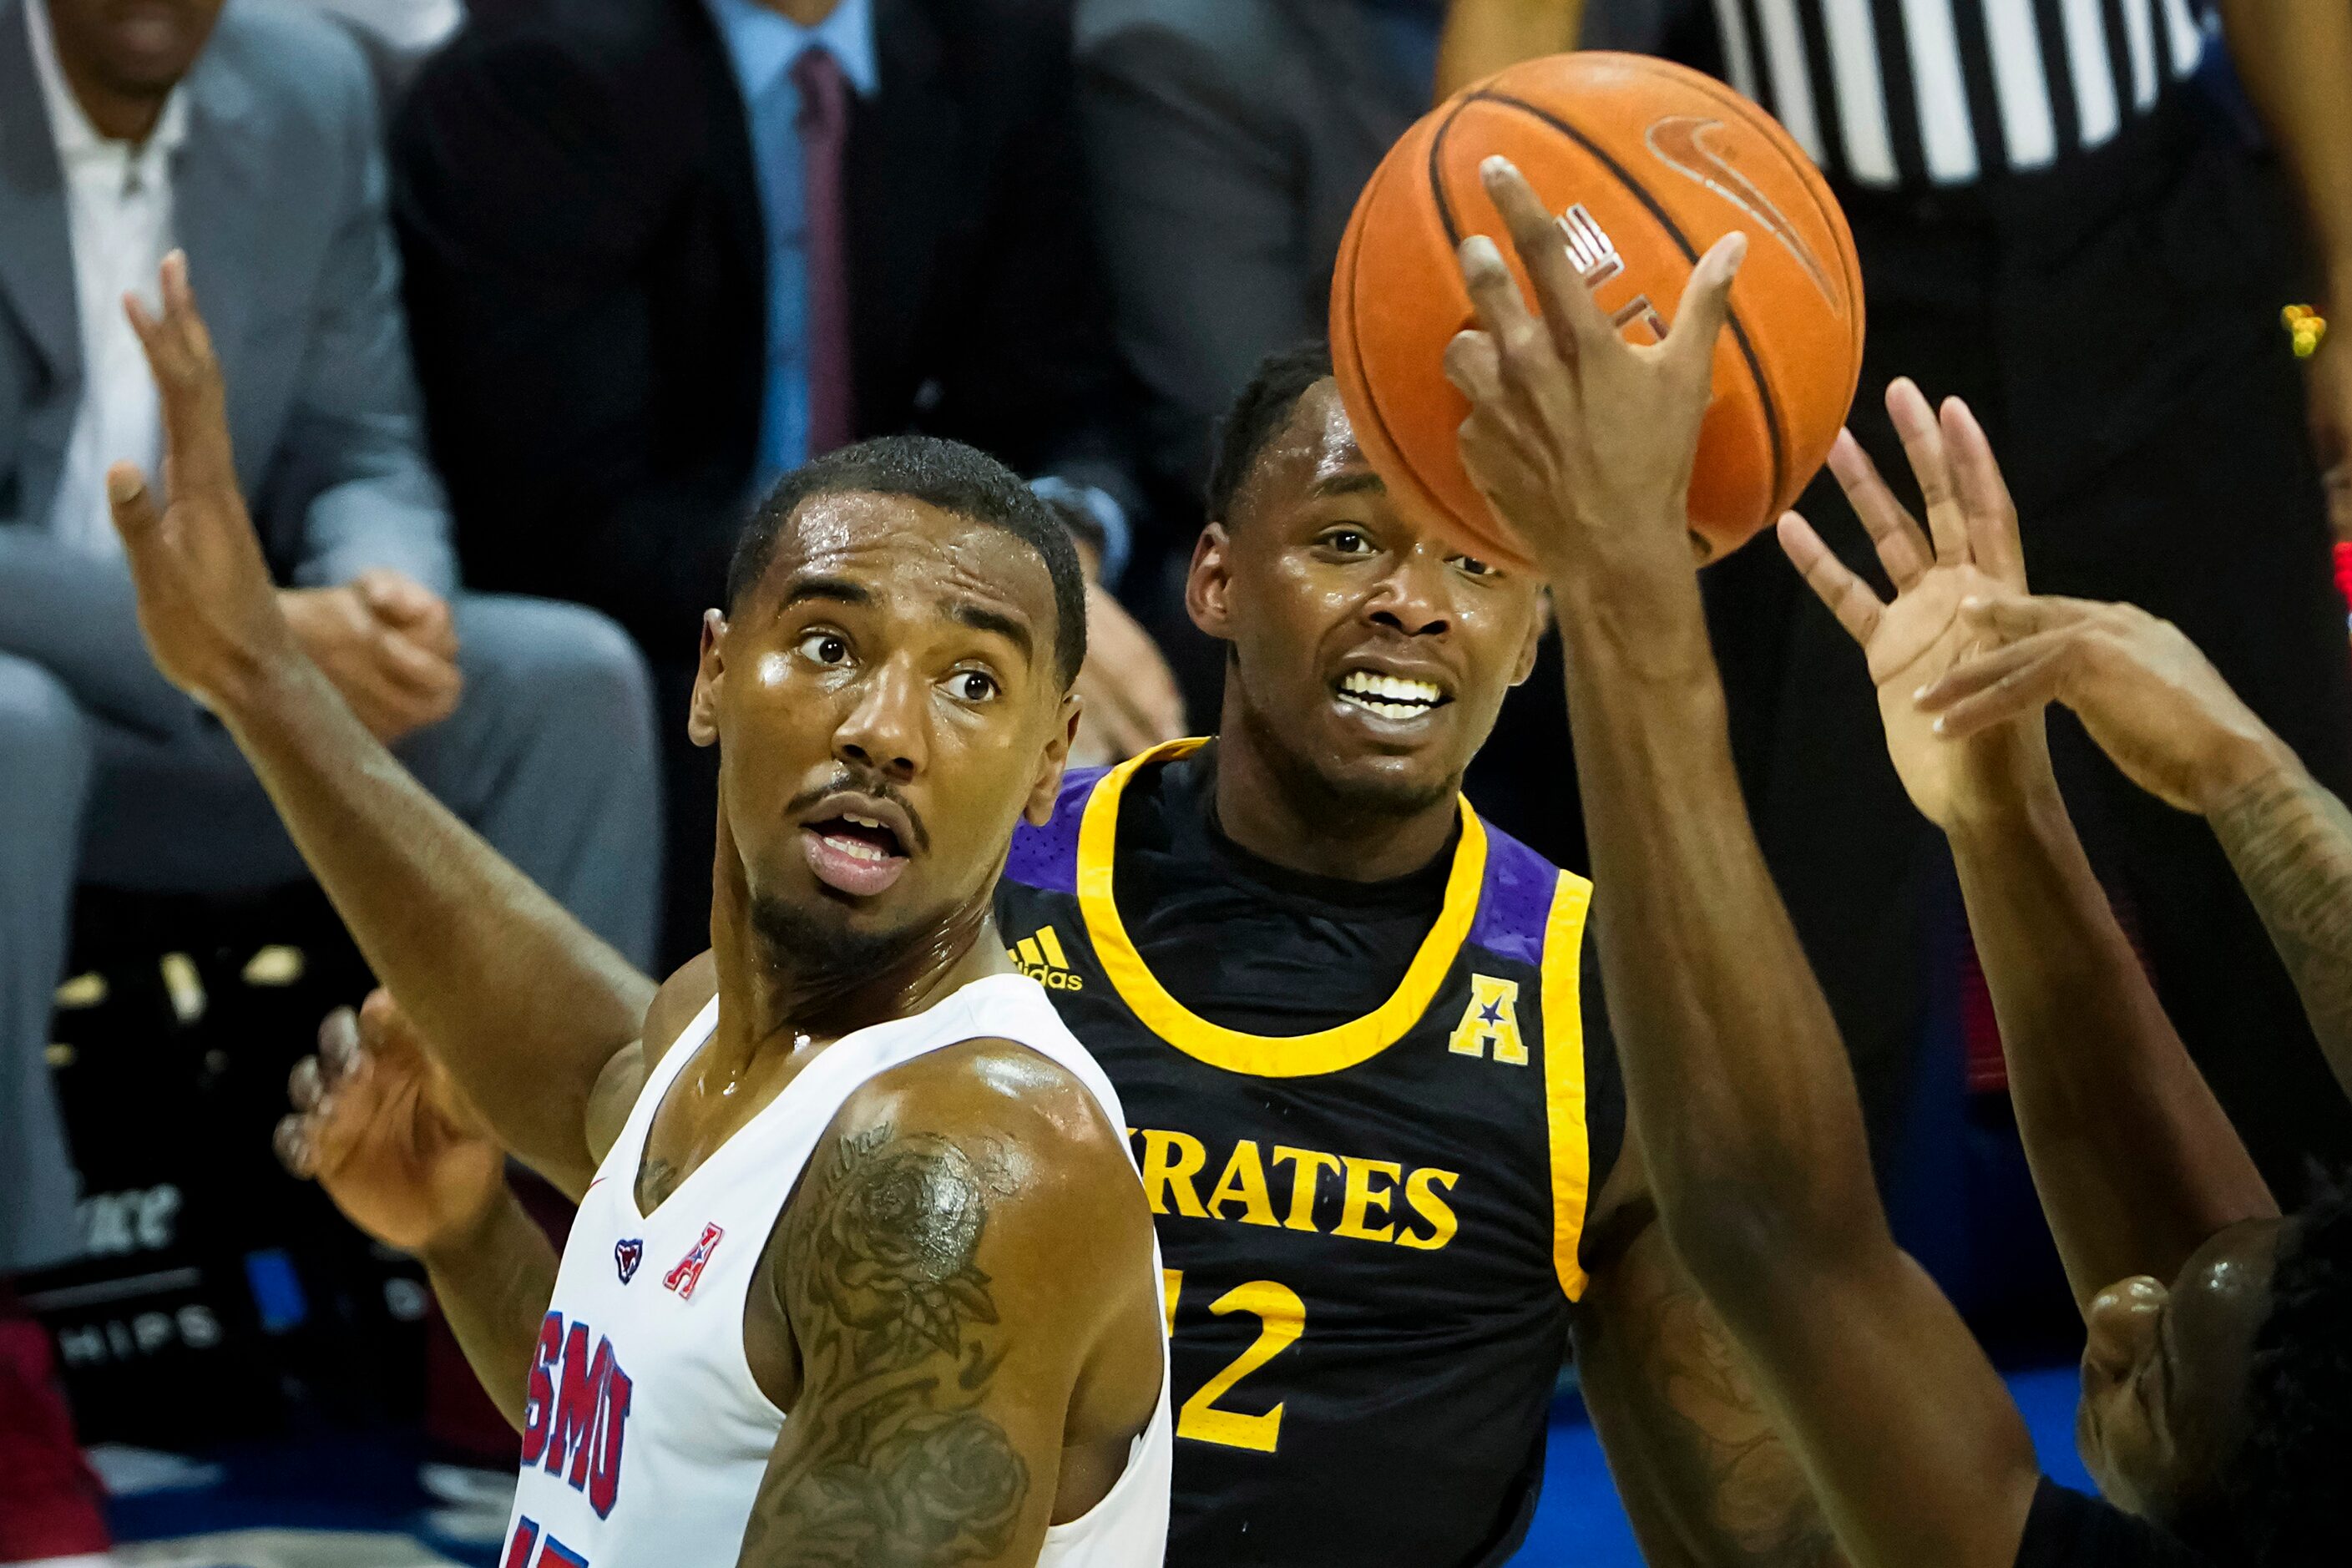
{"left": 1075, "top": 0, "right": 1427, "bottom": 513}
{"left": 391, "top": 0, "right": 1132, "bottom": 656}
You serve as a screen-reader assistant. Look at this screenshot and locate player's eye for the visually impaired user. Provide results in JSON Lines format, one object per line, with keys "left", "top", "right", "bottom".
{"left": 1319, "top": 527, "right": 1377, "bottom": 557}
{"left": 797, "top": 630, "right": 852, "bottom": 668}
{"left": 1451, "top": 554, "right": 1499, "bottom": 578}
{"left": 948, "top": 669, "right": 1000, "bottom": 703}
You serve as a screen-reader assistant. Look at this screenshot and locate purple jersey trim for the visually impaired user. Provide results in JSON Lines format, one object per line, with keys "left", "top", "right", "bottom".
{"left": 1002, "top": 766, "right": 1108, "bottom": 895}
{"left": 1469, "top": 824, "right": 1560, "bottom": 967}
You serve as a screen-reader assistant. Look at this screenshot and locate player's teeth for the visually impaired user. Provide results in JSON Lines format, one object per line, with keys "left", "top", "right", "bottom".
{"left": 826, "top": 833, "right": 888, "bottom": 862}
{"left": 845, "top": 814, "right": 883, "bottom": 829}
{"left": 1338, "top": 671, "right": 1442, "bottom": 706}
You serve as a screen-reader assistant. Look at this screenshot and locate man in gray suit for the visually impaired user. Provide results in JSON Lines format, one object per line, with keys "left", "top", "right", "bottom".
{"left": 0, "top": 0, "right": 662, "bottom": 1278}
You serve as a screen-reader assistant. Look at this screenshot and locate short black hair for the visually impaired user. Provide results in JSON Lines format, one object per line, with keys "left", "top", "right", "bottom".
{"left": 1205, "top": 340, "right": 1335, "bottom": 524}
{"left": 726, "top": 435, "right": 1086, "bottom": 689}
{"left": 2202, "top": 1168, "right": 2352, "bottom": 1564}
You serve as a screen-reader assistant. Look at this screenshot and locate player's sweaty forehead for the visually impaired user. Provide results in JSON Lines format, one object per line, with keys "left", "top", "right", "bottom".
{"left": 1238, "top": 381, "right": 1390, "bottom": 526}
{"left": 750, "top": 491, "right": 1055, "bottom": 679}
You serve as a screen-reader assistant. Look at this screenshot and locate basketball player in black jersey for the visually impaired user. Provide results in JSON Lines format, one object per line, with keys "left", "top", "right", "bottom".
{"left": 1439, "top": 157, "right": 2352, "bottom": 1565}
{"left": 243, "top": 265, "right": 1827, "bottom": 1568}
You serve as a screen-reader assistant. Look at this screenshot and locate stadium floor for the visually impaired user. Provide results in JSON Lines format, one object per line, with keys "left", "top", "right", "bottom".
{"left": 102, "top": 1364, "right": 2091, "bottom": 1566}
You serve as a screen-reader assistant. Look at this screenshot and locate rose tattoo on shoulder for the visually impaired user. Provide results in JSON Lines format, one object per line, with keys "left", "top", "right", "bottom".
{"left": 745, "top": 1122, "right": 1034, "bottom": 1565}
{"left": 803, "top": 1125, "right": 999, "bottom": 1374}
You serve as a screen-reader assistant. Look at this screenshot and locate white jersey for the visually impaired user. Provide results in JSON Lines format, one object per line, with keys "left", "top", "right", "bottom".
{"left": 503, "top": 972, "right": 1172, "bottom": 1568}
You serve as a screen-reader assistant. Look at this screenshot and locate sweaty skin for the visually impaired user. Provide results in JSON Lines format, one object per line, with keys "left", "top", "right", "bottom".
{"left": 1189, "top": 378, "right": 1842, "bottom": 1565}
{"left": 284, "top": 375, "right": 1839, "bottom": 1564}
{"left": 1443, "top": 152, "right": 2299, "bottom": 1566}
{"left": 108, "top": 255, "right": 1164, "bottom": 1566}
{"left": 1781, "top": 392, "right": 2286, "bottom": 1529}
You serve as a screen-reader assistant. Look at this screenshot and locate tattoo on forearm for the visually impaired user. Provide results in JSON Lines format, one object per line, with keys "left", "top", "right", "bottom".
{"left": 2211, "top": 767, "right": 2352, "bottom": 1093}
{"left": 741, "top": 1124, "right": 1029, "bottom": 1567}
{"left": 1598, "top": 1279, "right": 1842, "bottom": 1567}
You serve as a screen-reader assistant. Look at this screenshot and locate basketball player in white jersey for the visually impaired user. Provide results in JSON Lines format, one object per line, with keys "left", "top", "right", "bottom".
{"left": 99, "top": 256, "right": 1172, "bottom": 1566}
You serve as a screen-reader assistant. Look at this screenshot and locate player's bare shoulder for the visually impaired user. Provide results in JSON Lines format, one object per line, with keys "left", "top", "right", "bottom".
{"left": 821, "top": 1039, "right": 1157, "bottom": 1306}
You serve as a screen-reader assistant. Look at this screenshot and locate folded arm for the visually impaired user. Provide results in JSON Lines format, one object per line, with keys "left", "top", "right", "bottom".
{"left": 1447, "top": 161, "right": 2038, "bottom": 1568}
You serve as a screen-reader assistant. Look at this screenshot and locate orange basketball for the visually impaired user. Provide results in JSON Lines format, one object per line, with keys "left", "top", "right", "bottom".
{"left": 1330, "top": 52, "right": 1864, "bottom": 570}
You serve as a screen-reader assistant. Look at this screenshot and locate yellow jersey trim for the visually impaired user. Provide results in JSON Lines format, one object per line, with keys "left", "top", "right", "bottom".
{"left": 1541, "top": 871, "right": 1596, "bottom": 1301}
{"left": 1075, "top": 738, "right": 1490, "bottom": 1079}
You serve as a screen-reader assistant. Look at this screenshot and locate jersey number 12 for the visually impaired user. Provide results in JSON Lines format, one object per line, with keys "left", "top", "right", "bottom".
{"left": 1162, "top": 1269, "right": 1305, "bottom": 1453}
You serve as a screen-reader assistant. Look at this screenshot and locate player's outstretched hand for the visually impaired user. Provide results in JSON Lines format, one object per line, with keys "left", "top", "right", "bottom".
{"left": 1778, "top": 380, "right": 2053, "bottom": 831}
{"left": 1443, "top": 155, "right": 1743, "bottom": 603}
{"left": 276, "top": 989, "right": 507, "bottom": 1257}
{"left": 107, "top": 251, "right": 299, "bottom": 717}
{"left": 1917, "top": 595, "right": 2296, "bottom": 816}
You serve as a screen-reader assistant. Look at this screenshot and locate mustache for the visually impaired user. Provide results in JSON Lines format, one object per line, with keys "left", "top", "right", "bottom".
{"left": 788, "top": 770, "right": 931, "bottom": 854}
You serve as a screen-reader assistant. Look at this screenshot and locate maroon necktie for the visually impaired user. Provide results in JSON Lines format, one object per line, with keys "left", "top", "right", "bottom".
{"left": 793, "top": 45, "right": 855, "bottom": 455}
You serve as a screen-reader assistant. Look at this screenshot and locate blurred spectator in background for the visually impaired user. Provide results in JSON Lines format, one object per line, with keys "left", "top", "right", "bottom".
{"left": 301, "top": 0, "right": 459, "bottom": 97}
{"left": 0, "top": 0, "right": 661, "bottom": 1288}
{"left": 391, "top": 0, "right": 1157, "bottom": 962}
{"left": 1075, "top": 0, "right": 1466, "bottom": 522}
{"left": 1072, "top": 0, "right": 1589, "bottom": 862}
{"left": 1448, "top": 0, "right": 2352, "bottom": 1196}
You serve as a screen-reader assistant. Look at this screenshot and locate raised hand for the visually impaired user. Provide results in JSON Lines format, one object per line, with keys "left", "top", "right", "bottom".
{"left": 105, "top": 252, "right": 300, "bottom": 717}
{"left": 1778, "top": 380, "right": 2049, "bottom": 830}
{"left": 1916, "top": 596, "right": 2294, "bottom": 816}
{"left": 277, "top": 989, "right": 507, "bottom": 1257}
{"left": 1441, "top": 155, "right": 1743, "bottom": 641}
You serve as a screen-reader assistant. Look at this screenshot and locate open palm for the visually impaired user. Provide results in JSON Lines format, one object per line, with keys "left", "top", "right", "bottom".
{"left": 1778, "top": 381, "right": 2050, "bottom": 831}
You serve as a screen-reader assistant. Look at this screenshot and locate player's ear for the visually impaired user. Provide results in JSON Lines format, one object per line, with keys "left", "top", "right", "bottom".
{"left": 688, "top": 609, "right": 726, "bottom": 746}
{"left": 1507, "top": 590, "right": 1550, "bottom": 687}
{"left": 1026, "top": 694, "right": 1081, "bottom": 826}
{"left": 1186, "top": 523, "right": 1235, "bottom": 639}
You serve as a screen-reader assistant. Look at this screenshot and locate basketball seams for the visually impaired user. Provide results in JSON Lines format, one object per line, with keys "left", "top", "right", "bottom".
{"left": 1428, "top": 97, "right": 1473, "bottom": 250}
{"left": 1468, "top": 88, "right": 1790, "bottom": 527}
{"left": 1333, "top": 139, "right": 1517, "bottom": 565}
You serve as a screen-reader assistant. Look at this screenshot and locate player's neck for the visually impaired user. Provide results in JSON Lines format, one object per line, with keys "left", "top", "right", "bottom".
{"left": 706, "top": 832, "right": 1008, "bottom": 1065}
{"left": 1211, "top": 722, "right": 1459, "bottom": 884}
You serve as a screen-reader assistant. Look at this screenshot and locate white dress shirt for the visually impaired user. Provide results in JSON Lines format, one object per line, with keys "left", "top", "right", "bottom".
{"left": 27, "top": 0, "right": 190, "bottom": 558}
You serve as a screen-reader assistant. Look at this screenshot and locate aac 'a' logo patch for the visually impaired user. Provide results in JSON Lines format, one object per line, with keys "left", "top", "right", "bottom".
{"left": 664, "top": 1222, "right": 726, "bottom": 1301}
{"left": 615, "top": 1238, "right": 644, "bottom": 1284}
{"left": 1448, "top": 975, "right": 1529, "bottom": 1065}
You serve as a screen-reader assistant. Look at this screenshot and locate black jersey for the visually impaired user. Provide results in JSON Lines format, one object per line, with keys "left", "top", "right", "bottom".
{"left": 995, "top": 741, "right": 1626, "bottom": 1567}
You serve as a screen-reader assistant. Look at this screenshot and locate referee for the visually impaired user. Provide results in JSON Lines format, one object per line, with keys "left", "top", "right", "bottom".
{"left": 1440, "top": 0, "right": 2352, "bottom": 1200}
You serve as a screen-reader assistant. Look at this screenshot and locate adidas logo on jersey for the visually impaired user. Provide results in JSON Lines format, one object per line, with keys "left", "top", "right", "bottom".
{"left": 1007, "top": 925, "right": 1084, "bottom": 990}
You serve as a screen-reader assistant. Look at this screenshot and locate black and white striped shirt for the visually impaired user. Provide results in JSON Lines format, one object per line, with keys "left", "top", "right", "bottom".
{"left": 1708, "top": 0, "right": 2214, "bottom": 190}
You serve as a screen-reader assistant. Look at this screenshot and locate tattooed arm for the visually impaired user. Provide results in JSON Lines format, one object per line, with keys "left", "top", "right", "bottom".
{"left": 2213, "top": 766, "right": 2352, "bottom": 1100}
{"left": 1577, "top": 1146, "right": 1843, "bottom": 1568}
{"left": 1915, "top": 593, "right": 2352, "bottom": 1110}
{"left": 738, "top": 1041, "right": 1163, "bottom": 1568}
